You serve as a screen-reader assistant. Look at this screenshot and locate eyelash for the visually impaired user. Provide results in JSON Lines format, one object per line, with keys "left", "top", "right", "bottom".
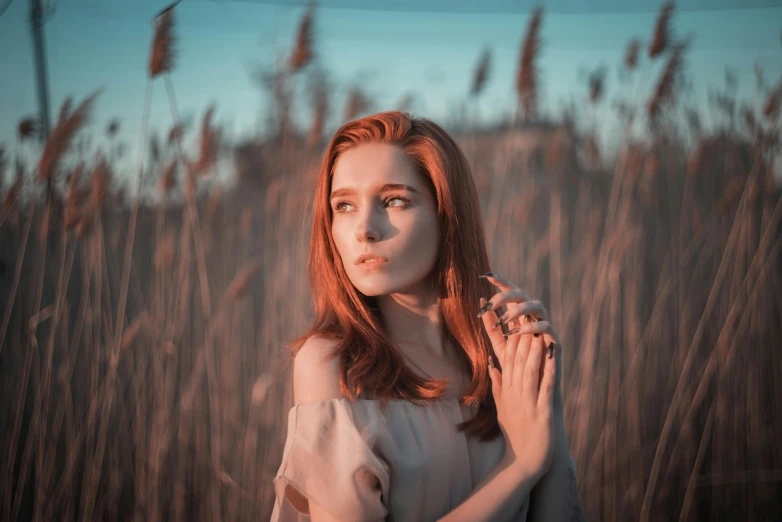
{"left": 332, "top": 194, "right": 411, "bottom": 214}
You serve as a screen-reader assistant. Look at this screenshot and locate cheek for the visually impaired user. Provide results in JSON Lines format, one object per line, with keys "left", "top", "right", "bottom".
{"left": 331, "top": 222, "right": 349, "bottom": 262}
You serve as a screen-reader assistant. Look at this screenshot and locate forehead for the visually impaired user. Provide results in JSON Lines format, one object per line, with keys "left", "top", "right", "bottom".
{"left": 332, "top": 142, "right": 418, "bottom": 187}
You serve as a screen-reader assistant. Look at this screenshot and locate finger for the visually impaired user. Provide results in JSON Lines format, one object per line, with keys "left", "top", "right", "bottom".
{"left": 479, "top": 288, "right": 532, "bottom": 319}
{"left": 502, "top": 319, "right": 517, "bottom": 391}
{"left": 503, "top": 321, "right": 560, "bottom": 349}
{"left": 479, "top": 272, "right": 521, "bottom": 292}
{"left": 511, "top": 328, "right": 534, "bottom": 394}
{"left": 495, "top": 300, "right": 550, "bottom": 326}
{"left": 479, "top": 297, "right": 507, "bottom": 362}
{"left": 537, "top": 341, "right": 557, "bottom": 411}
{"left": 479, "top": 273, "right": 532, "bottom": 324}
{"left": 521, "top": 333, "right": 546, "bottom": 408}
{"left": 488, "top": 356, "right": 501, "bottom": 402}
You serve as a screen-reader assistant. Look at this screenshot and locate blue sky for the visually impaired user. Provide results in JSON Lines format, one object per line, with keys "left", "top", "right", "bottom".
{"left": 1, "top": 0, "right": 781, "bottom": 186}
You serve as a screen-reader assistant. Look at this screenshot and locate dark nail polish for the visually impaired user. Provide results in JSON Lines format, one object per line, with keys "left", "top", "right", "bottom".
{"left": 479, "top": 272, "right": 497, "bottom": 279}
{"left": 478, "top": 301, "right": 493, "bottom": 316}
{"left": 547, "top": 342, "right": 554, "bottom": 358}
{"left": 493, "top": 318, "right": 503, "bottom": 328}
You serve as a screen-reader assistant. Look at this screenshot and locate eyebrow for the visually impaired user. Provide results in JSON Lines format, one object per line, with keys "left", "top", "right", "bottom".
{"left": 329, "top": 183, "right": 419, "bottom": 199}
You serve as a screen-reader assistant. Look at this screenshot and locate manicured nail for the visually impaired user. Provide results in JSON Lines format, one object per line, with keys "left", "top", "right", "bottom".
{"left": 479, "top": 272, "right": 497, "bottom": 279}
{"left": 505, "top": 327, "right": 520, "bottom": 336}
{"left": 493, "top": 317, "right": 504, "bottom": 328}
{"left": 547, "top": 342, "right": 554, "bottom": 358}
{"left": 477, "top": 301, "right": 494, "bottom": 316}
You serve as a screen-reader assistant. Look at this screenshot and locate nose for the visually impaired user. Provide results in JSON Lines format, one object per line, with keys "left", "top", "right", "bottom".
{"left": 355, "top": 209, "right": 380, "bottom": 243}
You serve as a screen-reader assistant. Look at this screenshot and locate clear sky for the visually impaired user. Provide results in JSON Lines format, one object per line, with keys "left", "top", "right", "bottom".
{"left": 1, "top": 0, "right": 781, "bottom": 186}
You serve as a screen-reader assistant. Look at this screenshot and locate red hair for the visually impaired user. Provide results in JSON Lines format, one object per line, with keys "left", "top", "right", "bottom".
{"left": 287, "top": 111, "right": 500, "bottom": 441}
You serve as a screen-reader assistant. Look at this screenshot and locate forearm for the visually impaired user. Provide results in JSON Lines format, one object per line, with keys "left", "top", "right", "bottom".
{"left": 437, "top": 453, "right": 536, "bottom": 522}
{"left": 528, "top": 420, "right": 589, "bottom": 522}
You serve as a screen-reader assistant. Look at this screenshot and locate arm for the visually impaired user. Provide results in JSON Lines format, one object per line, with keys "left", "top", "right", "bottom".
{"left": 291, "top": 336, "right": 386, "bottom": 522}
{"left": 527, "top": 417, "right": 589, "bottom": 522}
{"left": 437, "top": 452, "right": 538, "bottom": 522}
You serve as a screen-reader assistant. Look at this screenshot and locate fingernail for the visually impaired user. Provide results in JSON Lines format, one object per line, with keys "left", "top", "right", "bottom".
{"left": 547, "top": 342, "right": 554, "bottom": 358}
{"left": 506, "top": 327, "right": 520, "bottom": 336}
{"left": 477, "top": 301, "right": 493, "bottom": 316}
{"left": 493, "top": 317, "right": 503, "bottom": 328}
{"left": 479, "top": 272, "right": 496, "bottom": 279}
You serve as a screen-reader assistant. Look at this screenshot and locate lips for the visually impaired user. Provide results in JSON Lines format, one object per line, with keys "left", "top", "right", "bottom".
{"left": 355, "top": 253, "right": 389, "bottom": 265}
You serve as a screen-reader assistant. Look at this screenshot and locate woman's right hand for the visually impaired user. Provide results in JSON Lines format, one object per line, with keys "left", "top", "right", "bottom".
{"left": 480, "top": 296, "right": 559, "bottom": 484}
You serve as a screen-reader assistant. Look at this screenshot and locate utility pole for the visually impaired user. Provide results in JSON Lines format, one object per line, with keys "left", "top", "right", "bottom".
{"left": 30, "top": 0, "right": 52, "bottom": 144}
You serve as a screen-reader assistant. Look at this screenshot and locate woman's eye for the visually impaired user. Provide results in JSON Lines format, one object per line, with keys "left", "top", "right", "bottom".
{"left": 332, "top": 195, "right": 410, "bottom": 213}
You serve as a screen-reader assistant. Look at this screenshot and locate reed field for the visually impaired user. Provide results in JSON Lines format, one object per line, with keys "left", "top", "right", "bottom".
{"left": 1, "top": 2, "right": 781, "bottom": 521}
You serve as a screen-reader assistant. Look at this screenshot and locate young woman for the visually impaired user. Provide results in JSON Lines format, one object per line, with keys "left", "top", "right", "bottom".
{"left": 270, "top": 112, "right": 586, "bottom": 521}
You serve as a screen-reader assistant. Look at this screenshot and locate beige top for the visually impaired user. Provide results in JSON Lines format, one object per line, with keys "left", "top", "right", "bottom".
{"left": 270, "top": 396, "right": 530, "bottom": 521}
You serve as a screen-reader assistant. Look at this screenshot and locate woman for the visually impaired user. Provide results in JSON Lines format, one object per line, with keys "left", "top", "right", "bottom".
{"left": 270, "top": 112, "right": 585, "bottom": 521}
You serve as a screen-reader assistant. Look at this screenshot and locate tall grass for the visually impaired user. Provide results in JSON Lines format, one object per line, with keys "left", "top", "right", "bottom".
{"left": 1, "top": 2, "right": 781, "bottom": 521}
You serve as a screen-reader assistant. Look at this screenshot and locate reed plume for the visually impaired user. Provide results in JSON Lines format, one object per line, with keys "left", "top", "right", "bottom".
{"left": 588, "top": 67, "right": 606, "bottom": 104}
{"left": 149, "top": 8, "right": 176, "bottom": 78}
{"left": 158, "top": 158, "right": 178, "bottom": 197}
{"left": 470, "top": 47, "right": 492, "bottom": 97}
{"left": 18, "top": 117, "right": 38, "bottom": 141}
{"left": 624, "top": 38, "right": 640, "bottom": 70}
{"left": 306, "top": 66, "right": 330, "bottom": 147}
{"left": 290, "top": 1, "right": 316, "bottom": 72}
{"left": 167, "top": 123, "right": 183, "bottom": 146}
{"left": 226, "top": 260, "right": 261, "bottom": 300}
{"left": 516, "top": 6, "right": 543, "bottom": 122}
{"left": 193, "top": 105, "right": 220, "bottom": 175}
{"left": 344, "top": 86, "right": 371, "bottom": 122}
{"left": 763, "top": 82, "right": 781, "bottom": 119}
{"left": 649, "top": 1, "right": 674, "bottom": 59}
{"left": 64, "top": 162, "right": 85, "bottom": 229}
{"left": 90, "top": 152, "right": 111, "bottom": 211}
{"left": 647, "top": 39, "right": 689, "bottom": 122}
{"left": 38, "top": 90, "right": 101, "bottom": 183}
{"left": 58, "top": 96, "right": 73, "bottom": 123}
{"left": 106, "top": 119, "right": 119, "bottom": 138}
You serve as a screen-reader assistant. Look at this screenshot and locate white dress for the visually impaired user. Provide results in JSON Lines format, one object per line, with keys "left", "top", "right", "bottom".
{"left": 270, "top": 396, "right": 531, "bottom": 521}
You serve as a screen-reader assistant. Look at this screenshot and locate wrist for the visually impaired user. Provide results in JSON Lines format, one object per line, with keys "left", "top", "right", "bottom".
{"left": 501, "top": 450, "right": 543, "bottom": 489}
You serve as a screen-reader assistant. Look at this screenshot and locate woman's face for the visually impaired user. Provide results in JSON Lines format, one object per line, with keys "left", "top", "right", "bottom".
{"left": 330, "top": 142, "right": 440, "bottom": 297}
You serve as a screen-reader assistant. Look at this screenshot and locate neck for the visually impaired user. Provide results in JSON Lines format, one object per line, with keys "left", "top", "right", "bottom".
{"left": 376, "top": 281, "right": 446, "bottom": 359}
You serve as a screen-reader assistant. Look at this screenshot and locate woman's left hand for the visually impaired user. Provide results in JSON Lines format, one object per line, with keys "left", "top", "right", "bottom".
{"left": 478, "top": 272, "right": 564, "bottom": 416}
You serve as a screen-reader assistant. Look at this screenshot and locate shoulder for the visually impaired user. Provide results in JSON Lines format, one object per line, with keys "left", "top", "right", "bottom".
{"left": 293, "top": 334, "right": 344, "bottom": 406}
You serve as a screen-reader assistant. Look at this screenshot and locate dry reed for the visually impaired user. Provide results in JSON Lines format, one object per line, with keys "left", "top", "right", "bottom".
{"left": 37, "top": 91, "right": 101, "bottom": 182}
{"left": 471, "top": 47, "right": 492, "bottom": 97}
{"left": 149, "top": 8, "right": 175, "bottom": 78}
{"left": 516, "top": 6, "right": 543, "bottom": 122}
{"left": 648, "top": 1, "right": 674, "bottom": 59}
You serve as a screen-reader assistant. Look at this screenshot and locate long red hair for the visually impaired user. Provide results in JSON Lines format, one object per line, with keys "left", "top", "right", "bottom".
{"left": 287, "top": 111, "right": 500, "bottom": 441}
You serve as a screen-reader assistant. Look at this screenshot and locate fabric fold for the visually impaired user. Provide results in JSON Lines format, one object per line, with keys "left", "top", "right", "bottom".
{"left": 271, "top": 399, "right": 390, "bottom": 522}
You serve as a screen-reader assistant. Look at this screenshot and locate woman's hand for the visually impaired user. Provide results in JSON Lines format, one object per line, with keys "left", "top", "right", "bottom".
{"left": 477, "top": 272, "right": 564, "bottom": 482}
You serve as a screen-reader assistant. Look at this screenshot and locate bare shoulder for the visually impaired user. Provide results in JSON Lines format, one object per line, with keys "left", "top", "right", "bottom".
{"left": 293, "top": 335, "right": 344, "bottom": 406}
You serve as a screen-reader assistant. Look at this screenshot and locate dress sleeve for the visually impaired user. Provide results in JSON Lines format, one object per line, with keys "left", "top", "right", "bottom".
{"left": 270, "top": 399, "right": 391, "bottom": 522}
